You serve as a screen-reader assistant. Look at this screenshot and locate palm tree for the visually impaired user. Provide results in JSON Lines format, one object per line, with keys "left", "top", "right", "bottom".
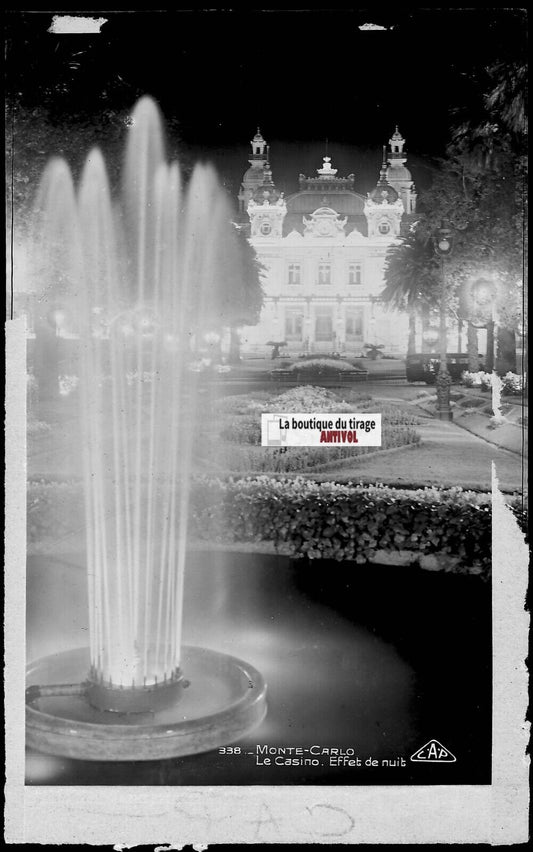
{"left": 451, "top": 59, "right": 527, "bottom": 164}
{"left": 451, "top": 57, "right": 527, "bottom": 385}
{"left": 381, "top": 231, "right": 441, "bottom": 355}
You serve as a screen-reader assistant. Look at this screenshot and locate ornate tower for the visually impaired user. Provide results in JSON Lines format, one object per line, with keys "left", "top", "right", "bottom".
{"left": 364, "top": 148, "right": 404, "bottom": 238}
{"left": 247, "top": 157, "right": 287, "bottom": 238}
{"left": 238, "top": 128, "right": 269, "bottom": 214}
{"left": 386, "top": 126, "right": 417, "bottom": 214}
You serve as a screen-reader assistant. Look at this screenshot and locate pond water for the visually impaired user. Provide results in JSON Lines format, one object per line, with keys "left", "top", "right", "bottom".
{"left": 26, "top": 550, "right": 491, "bottom": 785}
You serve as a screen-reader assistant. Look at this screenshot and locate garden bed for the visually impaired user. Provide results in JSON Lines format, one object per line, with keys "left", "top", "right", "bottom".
{"left": 209, "top": 385, "right": 422, "bottom": 474}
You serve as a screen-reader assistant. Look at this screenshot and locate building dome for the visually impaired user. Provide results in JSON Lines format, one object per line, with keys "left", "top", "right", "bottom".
{"left": 252, "top": 182, "right": 282, "bottom": 204}
{"left": 387, "top": 164, "right": 412, "bottom": 182}
{"left": 368, "top": 180, "right": 398, "bottom": 204}
{"left": 252, "top": 160, "right": 283, "bottom": 204}
{"left": 368, "top": 152, "right": 399, "bottom": 204}
{"left": 242, "top": 164, "right": 262, "bottom": 181}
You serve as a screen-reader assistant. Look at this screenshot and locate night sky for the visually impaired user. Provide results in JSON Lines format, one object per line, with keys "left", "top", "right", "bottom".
{"left": 5, "top": 8, "right": 527, "bottom": 197}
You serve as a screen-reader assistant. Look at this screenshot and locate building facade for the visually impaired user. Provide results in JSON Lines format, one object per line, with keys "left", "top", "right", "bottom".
{"left": 238, "top": 127, "right": 417, "bottom": 356}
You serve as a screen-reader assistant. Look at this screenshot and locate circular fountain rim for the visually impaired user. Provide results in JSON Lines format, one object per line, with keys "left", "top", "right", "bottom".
{"left": 26, "top": 645, "right": 267, "bottom": 760}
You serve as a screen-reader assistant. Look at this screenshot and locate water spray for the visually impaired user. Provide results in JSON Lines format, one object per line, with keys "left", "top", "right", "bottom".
{"left": 26, "top": 96, "right": 267, "bottom": 761}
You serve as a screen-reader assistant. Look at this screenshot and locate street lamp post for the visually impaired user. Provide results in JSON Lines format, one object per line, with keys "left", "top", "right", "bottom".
{"left": 434, "top": 224, "right": 454, "bottom": 421}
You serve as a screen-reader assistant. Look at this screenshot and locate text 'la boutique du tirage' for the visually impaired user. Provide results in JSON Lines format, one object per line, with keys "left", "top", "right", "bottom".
{"left": 261, "top": 412, "right": 382, "bottom": 447}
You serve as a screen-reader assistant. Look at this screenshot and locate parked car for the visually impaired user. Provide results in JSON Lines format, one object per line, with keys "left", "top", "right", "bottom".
{"left": 406, "top": 353, "right": 485, "bottom": 384}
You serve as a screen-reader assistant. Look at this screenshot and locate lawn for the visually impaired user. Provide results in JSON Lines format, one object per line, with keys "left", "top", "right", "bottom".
{"left": 27, "top": 380, "right": 526, "bottom": 569}
{"left": 28, "top": 380, "right": 525, "bottom": 492}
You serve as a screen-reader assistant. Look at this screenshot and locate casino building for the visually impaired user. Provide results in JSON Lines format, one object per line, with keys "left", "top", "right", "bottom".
{"left": 237, "top": 127, "right": 418, "bottom": 356}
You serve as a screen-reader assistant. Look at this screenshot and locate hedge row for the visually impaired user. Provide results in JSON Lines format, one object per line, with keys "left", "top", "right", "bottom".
{"left": 191, "top": 476, "right": 493, "bottom": 575}
{"left": 29, "top": 475, "right": 521, "bottom": 578}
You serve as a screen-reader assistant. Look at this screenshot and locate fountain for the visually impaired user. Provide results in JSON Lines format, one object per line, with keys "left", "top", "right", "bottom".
{"left": 25, "top": 97, "right": 267, "bottom": 760}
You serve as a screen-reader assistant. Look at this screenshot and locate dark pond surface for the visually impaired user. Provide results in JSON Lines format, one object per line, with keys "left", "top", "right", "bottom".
{"left": 26, "top": 550, "right": 491, "bottom": 785}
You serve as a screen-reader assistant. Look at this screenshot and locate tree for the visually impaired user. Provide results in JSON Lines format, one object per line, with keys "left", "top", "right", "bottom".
{"left": 213, "top": 220, "right": 265, "bottom": 362}
{"left": 451, "top": 59, "right": 527, "bottom": 166}
{"left": 6, "top": 100, "right": 195, "bottom": 237}
{"left": 381, "top": 230, "right": 441, "bottom": 355}
{"left": 409, "top": 143, "right": 525, "bottom": 374}
{"left": 389, "top": 47, "right": 527, "bottom": 377}
{"left": 450, "top": 56, "right": 527, "bottom": 381}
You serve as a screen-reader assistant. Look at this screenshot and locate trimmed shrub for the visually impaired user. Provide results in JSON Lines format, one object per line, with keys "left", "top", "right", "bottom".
{"left": 461, "top": 371, "right": 479, "bottom": 387}
{"left": 191, "top": 476, "right": 492, "bottom": 576}
{"left": 27, "top": 475, "right": 499, "bottom": 577}
{"left": 288, "top": 358, "right": 362, "bottom": 376}
{"left": 462, "top": 370, "right": 493, "bottom": 389}
{"left": 501, "top": 372, "right": 523, "bottom": 395}
{"left": 297, "top": 352, "right": 342, "bottom": 361}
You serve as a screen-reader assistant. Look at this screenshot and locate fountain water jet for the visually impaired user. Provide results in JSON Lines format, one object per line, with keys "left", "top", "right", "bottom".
{"left": 26, "top": 97, "right": 266, "bottom": 759}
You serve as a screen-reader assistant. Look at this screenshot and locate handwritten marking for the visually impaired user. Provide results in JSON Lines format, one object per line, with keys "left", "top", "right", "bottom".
{"left": 305, "top": 803, "right": 355, "bottom": 837}
{"left": 252, "top": 802, "right": 281, "bottom": 838}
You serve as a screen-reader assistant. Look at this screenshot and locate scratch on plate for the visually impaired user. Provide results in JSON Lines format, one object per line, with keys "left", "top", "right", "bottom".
{"left": 114, "top": 846, "right": 208, "bottom": 851}
{"left": 359, "top": 23, "right": 393, "bottom": 30}
{"left": 48, "top": 15, "right": 107, "bottom": 34}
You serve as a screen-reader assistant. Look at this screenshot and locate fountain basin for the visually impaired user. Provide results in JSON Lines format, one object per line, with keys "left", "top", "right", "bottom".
{"left": 86, "top": 668, "right": 185, "bottom": 714}
{"left": 26, "top": 550, "right": 491, "bottom": 785}
{"left": 26, "top": 645, "right": 267, "bottom": 761}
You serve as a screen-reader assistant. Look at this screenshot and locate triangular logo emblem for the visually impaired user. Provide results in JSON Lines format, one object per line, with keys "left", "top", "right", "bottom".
{"left": 410, "top": 739, "right": 456, "bottom": 762}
